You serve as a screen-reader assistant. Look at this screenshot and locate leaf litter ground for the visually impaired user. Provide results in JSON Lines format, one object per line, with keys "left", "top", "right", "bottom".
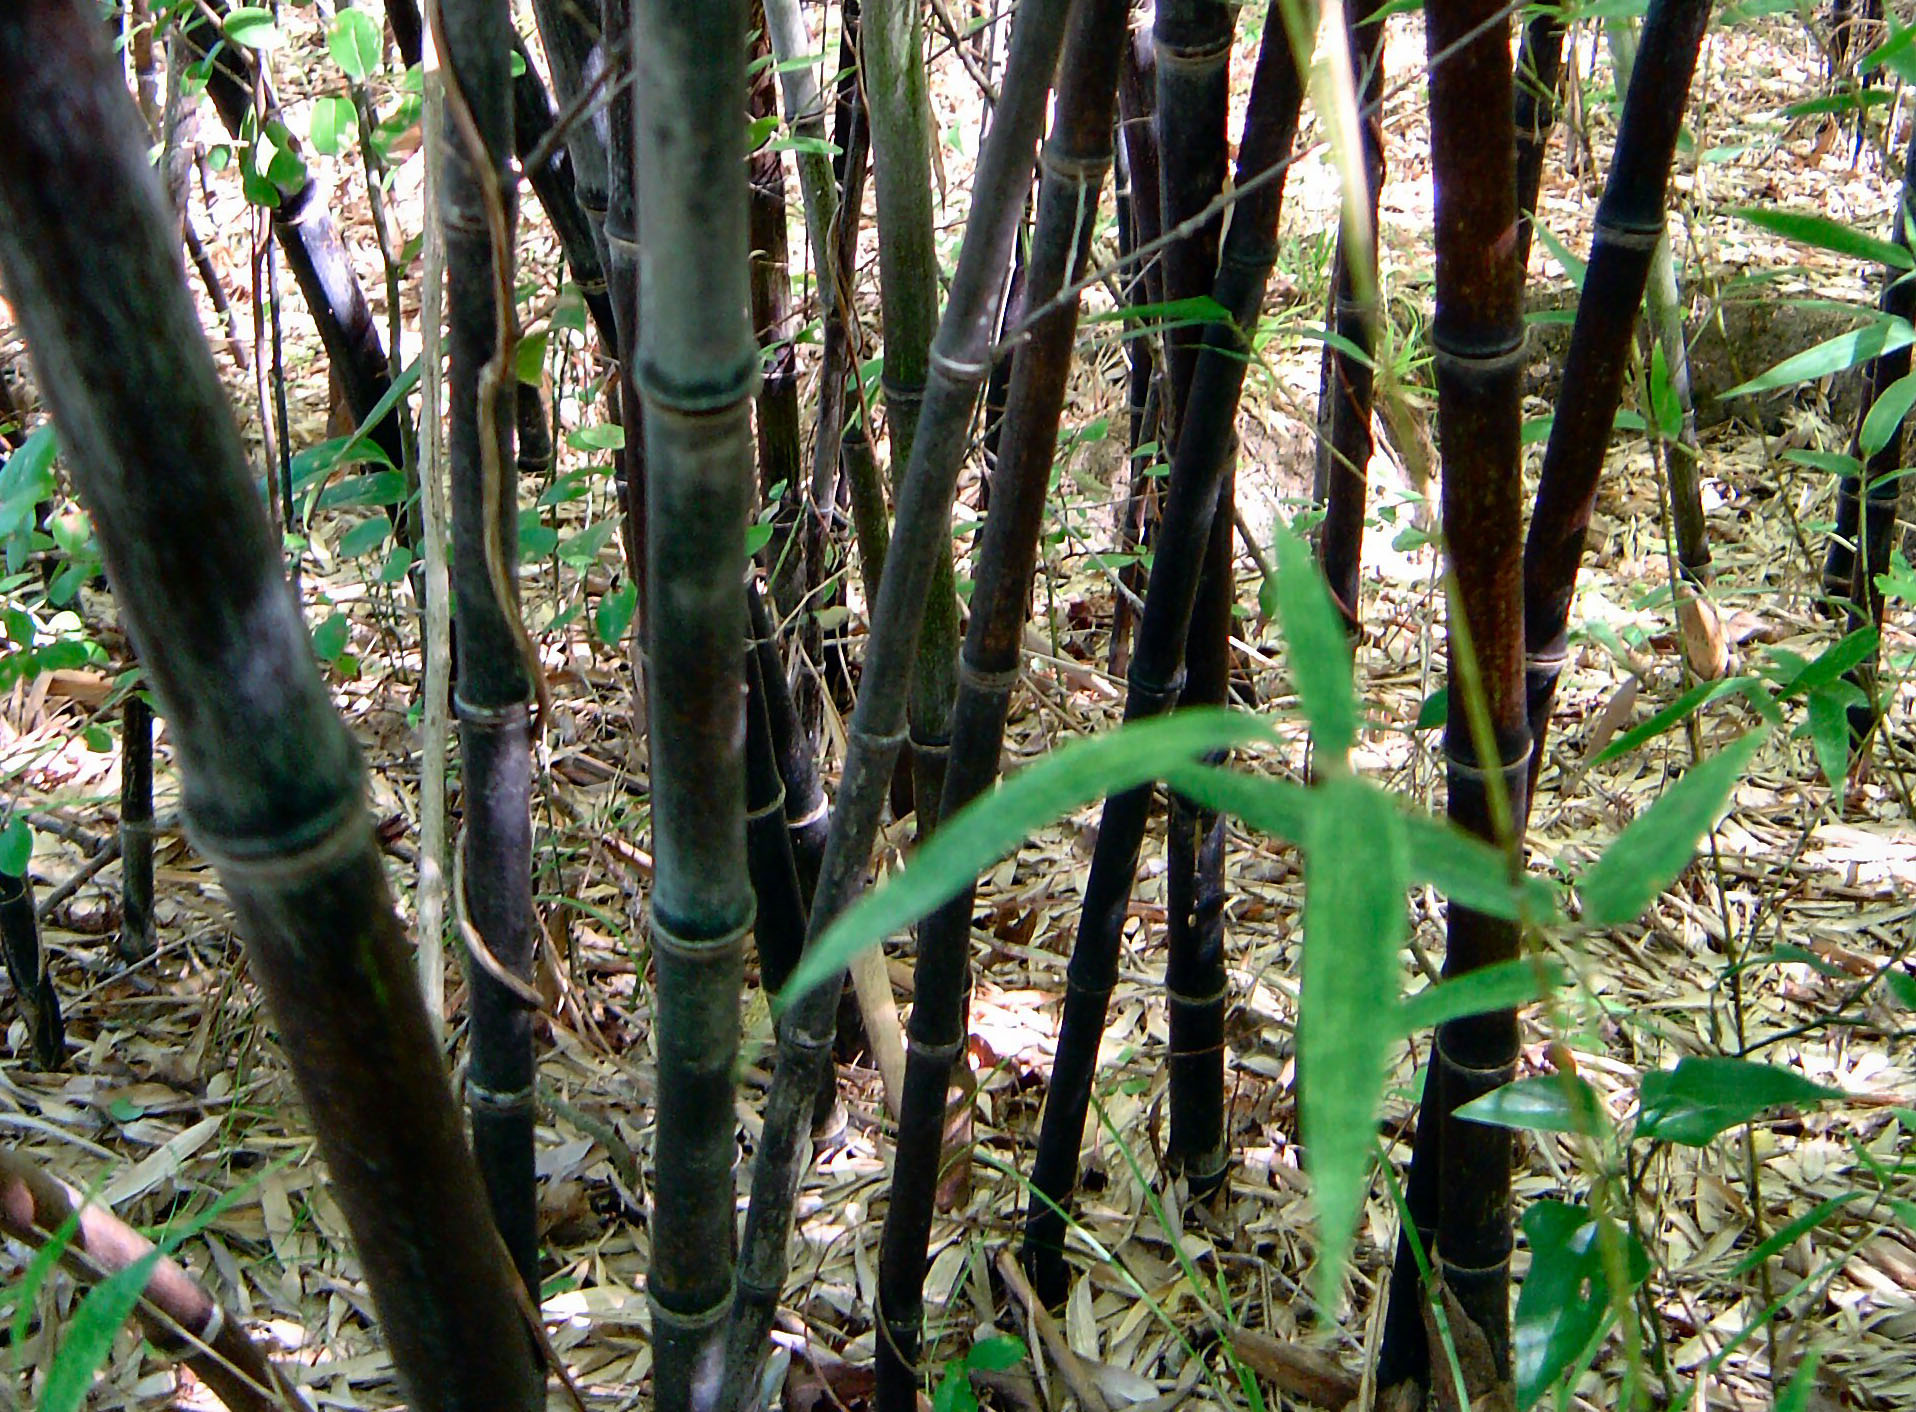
{"left": 0, "top": 10, "right": 1912, "bottom": 1411}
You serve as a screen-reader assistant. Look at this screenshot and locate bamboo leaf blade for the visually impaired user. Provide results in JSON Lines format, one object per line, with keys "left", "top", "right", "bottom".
{"left": 1633, "top": 1056, "right": 1846, "bottom": 1146}
{"left": 1514, "top": 1202, "right": 1649, "bottom": 1410}
{"left": 779, "top": 709, "right": 1276, "bottom": 1006}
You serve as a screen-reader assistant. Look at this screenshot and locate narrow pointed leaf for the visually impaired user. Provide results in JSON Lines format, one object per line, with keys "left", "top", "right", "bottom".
{"left": 1454, "top": 1075, "right": 1605, "bottom": 1135}
{"left": 780, "top": 710, "right": 1276, "bottom": 1005}
{"left": 41, "top": 1248, "right": 164, "bottom": 1412}
{"left": 1271, "top": 528, "right": 1356, "bottom": 760}
{"left": 1579, "top": 733, "right": 1761, "bottom": 926}
{"left": 1861, "top": 369, "right": 1916, "bottom": 459}
{"left": 1300, "top": 775, "right": 1407, "bottom": 1312}
{"left": 1396, "top": 959, "right": 1569, "bottom": 1037}
{"left": 1733, "top": 207, "right": 1916, "bottom": 271}
{"left": 1514, "top": 1202, "right": 1648, "bottom": 1410}
{"left": 1721, "top": 318, "right": 1914, "bottom": 398}
{"left": 1634, "top": 1056, "right": 1844, "bottom": 1146}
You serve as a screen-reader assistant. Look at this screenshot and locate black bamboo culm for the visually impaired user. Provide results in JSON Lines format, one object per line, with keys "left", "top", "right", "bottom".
{"left": 0, "top": 5, "right": 544, "bottom": 1404}
{"left": 1825, "top": 124, "right": 1916, "bottom": 744}
{"left": 436, "top": 0, "right": 543, "bottom": 1301}
{"left": 1518, "top": 0, "right": 1712, "bottom": 798}
{"left": 874, "top": 6, "right": 1128, "bottom": 1404}
{"left": 723, "top": 4, "right": 1079, "bottom": 1400}
{"left": 119, "top": 688, "right": 156, "bottom": 961}
{"left": 0, "top": 862, "right": 62, "bottom": 1069}
{"left": 1110, "top": 20, "right": 1164, "bottom": 678}
{"left": 0, "top": 1146, "right": 300, "bottom": 1412}
{"left": 1314, "top": 0, "right": 1388, "bottom": 629}
{"left": 1023, "top": 1, "right": 1306, "bottom": 1308}
{"left": 1153, "top": 0, "right": 1239, "bottom": 1196}
{"left": 1513, "top": 5, "right": 1566, "bottom": 273}
{"left": 181, "top": 1, "right": 409, "bottom": 474}
{"left": 748, "top": 583, "right": 831, "bottom": 901}
{"left": 627, "top": 2, "right": 759, "bottom": 1405}
{"left": 1379, "top": 0, "right": 1710, "bottom": 1396}
{"left": 863, "top": 0, "right": 963, "bottom": 825}
{"left": 602, "top": 0, "right": 650, "bottom": 631}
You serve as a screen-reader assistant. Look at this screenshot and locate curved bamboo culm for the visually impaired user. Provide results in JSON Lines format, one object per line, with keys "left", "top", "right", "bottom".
{"left": 873, "top": 6, "right": 1129, "bottom": 1404}
{"left": 1315, "top": 0, "right": 1389, "bottom": 629}
{"left": 723, "top": 4, "right": 1080, "bottom": 1401}
{"left": 180, "top": 0, "right": 409, "bottom": 475}
{"left": 1513, "top": 5, "right": 1567, "bottom": 274}
{"left": 433, "top": 0, "right": 542, "bottom": 1301}
{"left": 602, "top": 0, "right": 650, "bottom": 631}
{"left": 1518, "top": 0, "right": 1713, "bottom": 798}
{"left": 0, "top": 863, "right": 62, "bottom": 1069}
{"left": 0, "top": 1146, "right": 302, "bottom": 1412}
{"left": 1022, "top": 0, "right": 1307, "bottom": 1309}
{"left": 0, "top": 6, "right": 544, "bottom": 1407}
{"left": 863, "top": 0, "right": 963, "bottom": 825}
{"left": 1152, "top": 0, "right": 1239, "bottom": 1198}
{"left": 626, "top": 3, "right": 759, "bottom": 1407}
{"left": 1822, "top": 125, "right": 1916, "bottom": 745}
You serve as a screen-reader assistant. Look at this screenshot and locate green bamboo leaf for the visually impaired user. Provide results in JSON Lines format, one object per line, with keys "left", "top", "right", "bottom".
{"left": 1783, "top": 90, "right": 1893, "bottom": 118}
{"left": 1860, "top": 17, "right": 1916, "bottom": 78}
{"left": 1803, "top": 680, "right": 1865, "bottom": 793}
{"left": 337, "top": 512, "right": 392, "bottom": 559}
{"left": 780, "top": 710, "right": 1276, "bottom": 1005}
{"left": 1860, "top": 369, "right": 1916, "bottom": 459}
{"left": 1721, "top": 317, "right": 1915, "bottom": 398}
{"left": 558, "top": 519, "right": 618, "bottom": 569}
{"left": 222, "top": 6, "right": 282, "bottom": 50}
{"left": 964, "top": 1336, "right": 1027, "bottom": 1372}
{"left": 1579, "top": 733, "right": 1760, "bottom": 926}
{"left": 596, "top": 580, "right": 638, "bottom": 647}
{"left": 0, "top": 817, "right": 29, "bottom": 876}
{"left": 1777, "top": 1349, "right": 1823, "bottom": 1412}
{"left": 308, "top": 95, "right": 354, "bottom": 157}
{"left": 1271, "top": 528, "right": 1355, "bottom": 760}
{"left": 1781, "top": 447, "right": 1865, "bottom": 478}
{"left": 333, "top": 357, "right": 422, "bottom": 465}
{"left": 40, "top": 1248, "right": 164, "bottom": 1412}
{"left": 1774, "top": 626, "right": 1878, "bottom": 699}
{"left": 1533, "top": 224, "right": 1586, "bottom": 289}
{"left": 11, "top": 1206, "right": 80, "bottom": 1348}
{"left": 1732, "top": 1192, "right": 1861, "bottom": 1275}
{"left": 1455, "top": 1075, "right": 1605, "bottom": 1135}
{"left": 1395, "top": 959, "right": 1568, "bottom": 1037}
{"left": 1886, "top": 970, "right": 1916, "bottom": 1009}
{"left": 1300, "top": 775, "right": 1406, "bottom": 1314}
{"left": 1733, "top": 207, "right": 1915, "bottom": 271}
{"left": 328, "top": 9, "right": 383, "bottom": 82}
{"left": 1634, "top": 1056, "right": 1845, "bottom": 1146}
{"left": 1514, "top": 1202, "right": 1648, "bottom": 1410}
{"left": 1649, "top": 340, "right": 1682, "bottom": 442}
{"left": 1161, "top": 762, "right": 1558, "bottom": 921}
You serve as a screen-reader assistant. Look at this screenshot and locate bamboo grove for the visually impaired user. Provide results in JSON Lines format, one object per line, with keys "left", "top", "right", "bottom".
{"left": 0, "top": 0, "right": 1900, "bottom": 1409}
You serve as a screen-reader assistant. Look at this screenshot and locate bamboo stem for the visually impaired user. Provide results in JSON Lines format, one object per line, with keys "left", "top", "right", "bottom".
{"left": 1022, "top": 0, "right": 1306, "bottom": 1308}
{"left": 724, "top": 4, "right": 1080, "bottom": 1399}
{"left": 0, "top": 7, "right": 544, "bottom": 1403}
{"left": 874, "top": 5, "right": 1128, "bottom": 1401}
{"left": 0, "top": 864, "right": 62, "bottom": 1070}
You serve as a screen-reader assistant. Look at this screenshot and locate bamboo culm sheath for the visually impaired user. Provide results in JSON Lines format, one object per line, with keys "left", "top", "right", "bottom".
{"left": 722, "top": 3, "right": 1079, "bottom": 1402}
{"left": 0, "top": 5, "right": 544, "bottom": 1406}
{"left": 1022, "top": 0, "right": 1307, "bottom": 1308}
{"left": 874, "top": 4, "right": 1129, "bottom": 1404}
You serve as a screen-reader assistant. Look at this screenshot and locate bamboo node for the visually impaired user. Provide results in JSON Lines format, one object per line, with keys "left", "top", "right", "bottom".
{"left": 649, "top": 903, "right": 755, "bottom": 961}
{"left": 1430, "top": 330, "right": 1529, "bottom": 378}
{"left": 905, "top": 1034, "right": 965, "bottom": 1066}
{"left": 469, "top": 1079, "right": 535, "bottom": 1113}
{"left": 929, "top": 345, "right": 989, "bottom": 383}
{"left": 1155, "top": 37, "right": 1234, "bottom": 72}
{"left": 1441, "top": 743, "right": 1533, "bottom": 785}
{"left": 636, "top": 352, "right": 761, "bottom": 416}
{"left": 1167, "top": 981, "right": 1230, "bottom": 1009}
{"left": 648, "top": 1284, "right": 733, "bottom": 1333}
{"left": 958, "top": 659, "right": 1020, "bottom": 693}
{"left": 746, "top": 787, "right": 789, "bottom": 825}
{"left": 186, "top": 789, "right": 364, "bottom": 880}
{"left": 785, "top": 796, "right": 829, "bottom": 830}
{"left": 1038, "top": 144, "right": 1113, "bottom": 182}
{"left": 1591, "top": 216, "right": 1664, "bottom": 250}
{"left": 453, "top": 694, "right": 530, "bottom": 729}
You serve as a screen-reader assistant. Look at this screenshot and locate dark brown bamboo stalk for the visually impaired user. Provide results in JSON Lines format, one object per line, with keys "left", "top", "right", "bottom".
{"left": 438, "top": 0, "right": 542, "bottom": 1302}
{"left": 626, "top": 2, "right": 759, "bottom": 1405}
{"left": 1110, "top": 18, "right": 1163, "bottom": 678}
{"left": 1022, "top": 1, "right": 1305, "bottom": 1308}
{"left": 0, "top": 862, "right": 62, "bottom": 1069}
{"left": 119, "top": 688, "right": 156, "bottom": 961}
{"left": 0, "top": 1146, "right": 300, "bottom": 1412}
{"left": 0, "top": 6, "right": 543, "bottom": 1404}
{"left": 602, "top": 0, "right": 649, "bottom": 628}
{"left": 1149, "top": 0, "right": 1237, "bottom": 1199}
{"left": 1314, "top": 0, "right": 1388, "bottom": 628}
{"left": 180, "top": 1, "right": 408, "bottom": 473}
{"left": 1513, "top": 6, "right": 1566, "bottom": 273}
{"left": 746, "top": 631, "right": 807, "bottom": 994}
{"left": 724, "top": 3, "right": 1078, "bottom": 1399}
{"left": 1518, "top": 0, "right": 1712, "bottom": 792}
{"left": 874, "top": 7, "right": 1127, "bottom": 1404}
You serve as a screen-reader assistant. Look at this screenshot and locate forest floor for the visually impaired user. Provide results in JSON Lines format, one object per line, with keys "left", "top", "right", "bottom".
{"left": 0, "top": 7, "right": 1914, "bottom": 1412}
